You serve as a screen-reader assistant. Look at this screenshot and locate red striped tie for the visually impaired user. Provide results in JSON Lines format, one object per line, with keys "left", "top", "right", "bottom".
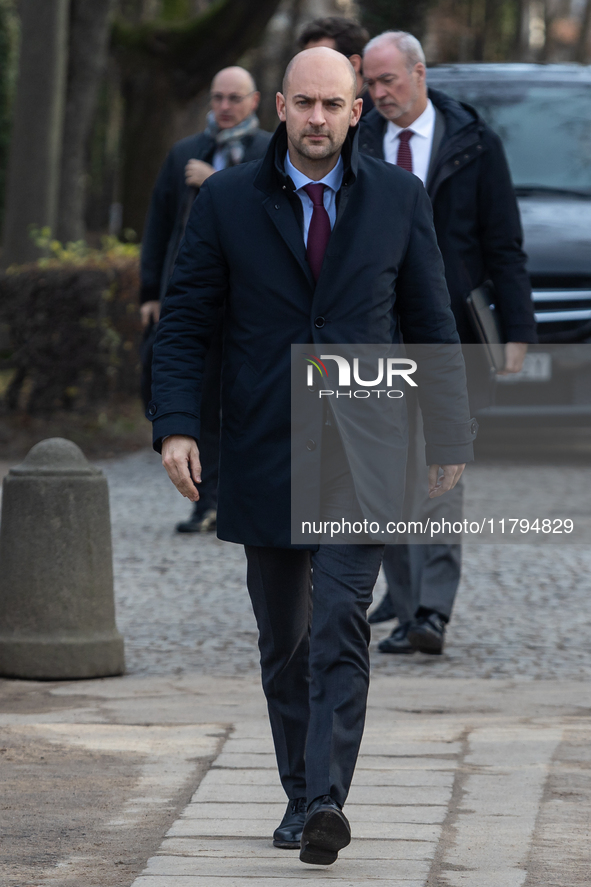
{"left": 396, "top": 130, "right": 413, "bottom": 173}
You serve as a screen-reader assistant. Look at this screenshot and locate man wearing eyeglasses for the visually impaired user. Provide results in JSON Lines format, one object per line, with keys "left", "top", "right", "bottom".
{"left": 140, "top": 66, "right": 272, "bottom": 533}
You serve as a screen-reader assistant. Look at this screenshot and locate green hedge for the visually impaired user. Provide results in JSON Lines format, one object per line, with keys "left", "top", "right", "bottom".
{"left": 0, "top": 247, "right": 142, "bottom": 415}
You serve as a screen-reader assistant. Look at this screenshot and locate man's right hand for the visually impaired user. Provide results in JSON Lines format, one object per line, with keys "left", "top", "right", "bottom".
{"left": 162, "top": 435, "right": 201, "bottom": 501}
{"left": 140, "top": 300, "right": 160, "bottom": 328}
{"left": 185, "top": 159, "right": 216, "bottom": 188}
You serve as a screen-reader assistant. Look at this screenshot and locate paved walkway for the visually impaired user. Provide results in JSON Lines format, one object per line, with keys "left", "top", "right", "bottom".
{"left": 132, "top": 716, "right": 562, "bottom": 887}
{"left": 1, "top": 448, "right": 591, "bottom": 886}
{"left": 2, "top": 674, "right": 589, "bottom": 886}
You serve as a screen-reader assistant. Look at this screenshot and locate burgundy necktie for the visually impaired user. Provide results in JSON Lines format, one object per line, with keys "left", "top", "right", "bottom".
{"left": 396, "top": 130, "right": 413, "bottom": 173}
{"left": 303, "top": 183, "right": 331, "bottom": 282}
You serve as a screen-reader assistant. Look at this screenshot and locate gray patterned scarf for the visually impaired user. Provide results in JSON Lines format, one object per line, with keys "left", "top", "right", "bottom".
{"left": 205, "top": 110, "right": 260, "bottom": 167}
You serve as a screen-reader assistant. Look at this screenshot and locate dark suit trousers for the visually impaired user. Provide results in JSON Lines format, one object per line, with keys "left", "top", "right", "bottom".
{"left": 381, "top": 390, "right": 462, "bottom": 622}
{"left": 245, "top": 542, "right": 383, "bottom": 807}
{"left": 382, "top": 541, "right": 461, "bottom": 622}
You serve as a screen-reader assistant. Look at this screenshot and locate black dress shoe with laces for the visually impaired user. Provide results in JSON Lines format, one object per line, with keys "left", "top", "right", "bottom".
{"left": 407, "top": 612, "right": 446, "bottom": 655}
{"left": 300, "top": 795, "right": 351, "bottom": 866}
{"left": 378, "top": 620, "right": 416, "bottom": 654}
{"left": 273, "top": 798, "right": 307, "bottom": 848}
{"left": 368, "top": 591, "right": 397, "bottom": 624}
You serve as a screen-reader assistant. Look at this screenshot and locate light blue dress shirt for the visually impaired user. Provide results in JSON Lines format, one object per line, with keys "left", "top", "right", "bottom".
{"left": 284, "top": 151, "right": 344, "bottom": 244}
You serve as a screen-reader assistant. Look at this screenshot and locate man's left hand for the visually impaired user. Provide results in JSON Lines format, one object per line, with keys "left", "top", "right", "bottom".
{"left": 140, "top": 300, "right": 160, "bottom": 328}
{"left": 499, "top": 342, "right": 528, "bottom": 374}
{"left": 428, "top": 464, "right": 465, "bottom": 498}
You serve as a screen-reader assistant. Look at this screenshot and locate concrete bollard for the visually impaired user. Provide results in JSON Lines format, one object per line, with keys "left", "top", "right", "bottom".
{"left": 0, "top": 438, "right": 125, "bottom": 679}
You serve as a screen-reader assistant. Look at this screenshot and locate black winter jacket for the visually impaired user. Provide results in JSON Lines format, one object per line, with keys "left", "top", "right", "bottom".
{"left": 149, "top": 124, "right": 476, "bottom": 547}
{"left": 359, "top": 88, "right": 537, "bottom": 344}
{"left": 140, "top": 128, "right": 272, "bottom": 304}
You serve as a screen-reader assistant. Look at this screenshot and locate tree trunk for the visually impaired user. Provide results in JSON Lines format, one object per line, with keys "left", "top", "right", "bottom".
{"left": 576, "top": 0, "right": 591, "bottom": 62}
{"left": 511, "top": 0, "right": 530, "bottom": 60}
{"left": 540, "top": 0, "right": 557, "bottom": 61}
{"left": 359, "top": 0, "right": 434, "bottom": 39}
{"left": 472, "top": 0, "right": 486, "bottom": 61}
{"left": 2, "top": 0, "right": 69, "bottom": 267}
{"left": 57, "top": 0, "right": 113, "bottom": 244}
{"left": 114, "top": 0, "right": 283, "bottom": 237}
{"left": 119, "top": 67, "right": 177, "bottom": 239}
{"left": 483, "top": 0, "right": 500, "bottom": 59}
{"left": 0, "top": 1, "right": 19, "bottom": 234}
{"left": 250, "top": 0, "right": 305, "bottom": 132}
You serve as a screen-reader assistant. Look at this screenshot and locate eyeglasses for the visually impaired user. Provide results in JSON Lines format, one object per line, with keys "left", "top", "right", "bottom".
{"left": 210, "top": 91, "right": 255, "bottom": 106}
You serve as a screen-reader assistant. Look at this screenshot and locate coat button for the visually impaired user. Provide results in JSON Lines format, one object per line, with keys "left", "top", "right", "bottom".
{"left": 306, "top": 439, "right": 316, "bottom": 451}
{"left": 274, "top": 204, "right": 280, "bottom": 210}
{"left": 464, "top": 154, "right": 469, "bottom": 159}
{"left": 148, "top": 403, "right": 157, "bottom": 416}
{"left": 454, "top": 159, "right": 460, "bottom": 166}
{"left": 470, "top": 420, "right": 478, "bottom": 434}
{"left": 314, "top": 316, "right": 325, "bottom": 328}
{"left": 477, "top": 144, "right": 482, "bottom": 150}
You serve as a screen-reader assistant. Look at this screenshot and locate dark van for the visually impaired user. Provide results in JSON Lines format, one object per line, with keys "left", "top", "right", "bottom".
{"left": 427, "top": 63, "right": 591, "bottom": 423}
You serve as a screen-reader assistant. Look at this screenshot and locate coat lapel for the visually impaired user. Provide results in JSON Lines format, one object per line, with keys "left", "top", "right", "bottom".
{"left": 262, "top": 191, "right": 315, "bottom": 290}
{"left": 255, "top": 122, "right": 360, "bottom": 293}
{"left": 425, "top": 106, "right": 446, "bottom": 191}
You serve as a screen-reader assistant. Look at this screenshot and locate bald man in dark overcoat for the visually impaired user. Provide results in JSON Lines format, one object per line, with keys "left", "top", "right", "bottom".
{"left": 148, "top": 47, "right": 476, "bottom": 866}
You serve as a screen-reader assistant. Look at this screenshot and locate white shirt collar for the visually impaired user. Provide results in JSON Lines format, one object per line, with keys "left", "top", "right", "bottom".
{"left": 385, "top": 98, "right": 435, "bottom": 142}
{"left": 285, "top": 151, "right": 344, "bottom": 193}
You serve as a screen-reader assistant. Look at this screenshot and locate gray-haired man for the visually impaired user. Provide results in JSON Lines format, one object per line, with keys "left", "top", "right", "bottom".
{"left": 360, "top": 31, "right": 536, "bottom": 654}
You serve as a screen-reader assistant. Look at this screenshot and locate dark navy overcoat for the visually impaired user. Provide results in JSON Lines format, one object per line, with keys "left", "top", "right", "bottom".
{"left": 149, "top": 124, "right": 476, "bottom": 548}
{"left": 359, "top": 88, "right": 537, "bottom": 344}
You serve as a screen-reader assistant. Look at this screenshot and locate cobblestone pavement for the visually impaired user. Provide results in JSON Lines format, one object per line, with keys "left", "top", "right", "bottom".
{"left": 103, "top": 449, "right": 591, "bottom": 681}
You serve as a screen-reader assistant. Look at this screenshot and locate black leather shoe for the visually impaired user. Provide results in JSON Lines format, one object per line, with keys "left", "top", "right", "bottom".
{"left": 378, "top": 620, "right": 416, "bottom": 654}
{"left": 368, "top": 591, "right": 397, "bottom": 624}
{"left": 273, "top": 798, "right": 307, "bottom": 849}
{"left": 407, "top": 612, "right": 446, "bottom": 655}
{"left": 175, "top": 507, "right": 217, "bottom": 534}
{"left": 300, "top": 795, "right": 351, "bottom": 866}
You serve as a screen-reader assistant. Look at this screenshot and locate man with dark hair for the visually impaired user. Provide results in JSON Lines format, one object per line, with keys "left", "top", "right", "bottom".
{"left": 140, "top": 66, "right": 272, "bottom": 533}
{"left": 149, "top": 46, "right": 475, "bottom": 866}
{"left": 298, "top": 15, "right": 374, "bottom": 116}
{"left": 361, "top": 31, "right": 536, "bottom": 654}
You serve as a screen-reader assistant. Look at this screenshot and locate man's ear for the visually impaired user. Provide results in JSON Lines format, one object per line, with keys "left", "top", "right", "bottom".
{"left": 415, "top": 62, "right": 427, "bottom": 85}
{"left": 276, "top": 92, "right": 287, "bottom": 122}
{"left": 349, "top": 54, "right": 362, "bottom": 74}
{"left": 350, "top": 97, "right": 363, "bottom": 127}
